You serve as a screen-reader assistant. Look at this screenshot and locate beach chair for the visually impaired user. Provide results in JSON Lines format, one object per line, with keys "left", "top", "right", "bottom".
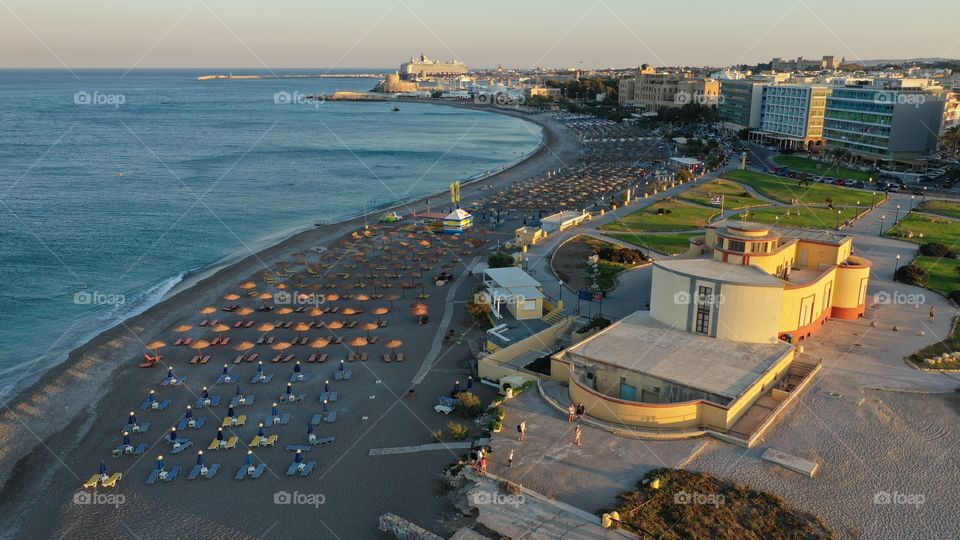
{"left": 200, "top": 355, "right": 211, "bottom": 364}
{"left": 323, "top": 411, "right": 337, "bottom": 424}
{"left": 289, "top": 372, "right": 308, "bottom": 383}
{"left": 147, "top": 466, "right": 181, "bottom": 484}
{"left": 195, "top": 395, "right": 221, "bottom": 408}
{"left": 233, "top": 321, "right": 243, "bottom": 328}
{"left": 234, "top": 354, "right": 246, "bottom": 364}
{"left": 379, "top": 320, "right": 388, "bottom": 328}
{"left": 220, "top": 338, "right": 231, "bottom": 346}
{"left": 309, "top": 436, "right": 335, "bottom": 446}
{"left": 282, "top": 354, "right": 294, "bottom": 363}
{"left": 280, "top": 393, "right": 305, "bottom": 404}
{"left": 101, "top": 473, "right": 122, "bottom": 488}
{"left": 438, "top": 396, "right": 460, "bottom": 408}
{"left": 174, "top": 338, "right": 184, "bottom": 346}
{"left": 383, "top": 354, "right": 392, "bottom": 363}
{"left": 190, "top": 355, "right": 201, "bottom": 364}
{"left": 199, "top": 319, "right": 209, "bottom": 327}
{"left": 310, "top": 414, "right": 322, "bottom": 426}
{"left": 286, "top": 461, "right": 316, "bottom": 477}
{"left": 368, "top": 336, "right": 379, "bottom": 345}
{"left": 113, "top": 443, "right": 148, "bottom": 458}
{"left": 215, "top": 373, "right": 235, "bottom": 385}
{"left": 211, "top": 337, "right": 221, "bottom": 346}
{"left": 161, "top": 376, "right": 187, "bottom": 387}
{"left": 222, "top": 415, "right": 247, "bottom": 428}
{"left": 396, "top": 352, "right": 404, "bottom": 363}
{"left": 286, "top": 444, "right": 312, "bottom": 453}
{"left": 124, "top": 421, "right": 150, "bottom": 433}
{"left": 247, "top": 353, "right": 258, "bottom": 362}
{"left": 250, "top": 373, "right": 273, "bottom": 384}
{"left": 177, "top": 416, "right": 207, "bottom": 430}
{"left": 316, "top": 354, "right": 328, "bottom": 363}
{"left": 264, "top": 412, "right": 290, "bottom": 427}
{"left": 266, "top": 336, "right": 276, "bottom": 345}
{"left": 230, "top": 394, "right": 255, "bottom": 407}
{"left": 244, "top": 321, "right": 255, "bottom": 328}
{"left": 235, "top": 462, "right": 264, "bottom": 480}
{"left": 188, "top": 463, "right": 220, "bottom": 480}
{"left": 359, "top": 353, "right": 368, "bottom": 362}
{"left": 318, "top": 391, "right": 338, "bottom": 402}
{"left": 182, "top": 338, "right": 193, "bottom": 346}
{"left": 83, "top": 475, "right": 101, "bottom": 489}
{"left": 347, "top": 353, "right": 356, "bottom": 363}
{"left": 170, "top": 440, "right": 193, "bottom": 454}
{"left": 270, "top": 354, "right": 282, "bottom": 363}
{"left": 307, "top": 354, "right": 317, "bottom": 363}
{"left": 256, "top": 336, "right": 266, "bottom": 345}
{"left": 140, "top": 399, "right": 170, "bottom": 411}
{"left": 208, "top": 435, "right": 238, "bottom": 451}
{"left": 250, "top": 434, "right": 278, "bottom": 448}
{"left": 434, "top": 404, "right": 454, "bottom": 415}
{"left": 346, "top": 321, "right": 358, "bottom": 329}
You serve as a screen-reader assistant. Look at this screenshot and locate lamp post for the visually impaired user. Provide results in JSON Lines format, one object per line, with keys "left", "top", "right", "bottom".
{"left": 909, "top": 195, "right": 915, "bottom": 212}
{"left": 894, "top": 204, "right": 901, "bottom": 223}
{"left": 894, "top": 254, "right": 901, "bottom": 278}
{"left": 879, "top": 215, "right": 886, "bottom": 235}
{"left": 871, "top": 192, "right": 877, "bottom": 208}
{"left": 836, "top": 209, "right": 842, "bottom": 230}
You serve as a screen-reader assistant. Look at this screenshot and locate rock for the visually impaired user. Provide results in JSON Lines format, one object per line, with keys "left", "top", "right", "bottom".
{"left": 892, "top": 325, "right": 899, "bottom": 331}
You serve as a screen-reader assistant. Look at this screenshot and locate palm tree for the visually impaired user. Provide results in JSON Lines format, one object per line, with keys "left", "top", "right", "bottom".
{"left": 941, "top": 126, "right": 960, "bottom": 158}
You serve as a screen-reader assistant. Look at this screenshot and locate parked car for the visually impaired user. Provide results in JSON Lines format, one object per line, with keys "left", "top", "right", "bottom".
{"left": 854, "top": 181, "right": 866, "bottom": 189}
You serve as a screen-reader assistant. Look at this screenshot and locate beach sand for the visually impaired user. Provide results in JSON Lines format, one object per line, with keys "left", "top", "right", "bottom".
{"left": 0, "top": 106, "right": 580, "bottom": 539}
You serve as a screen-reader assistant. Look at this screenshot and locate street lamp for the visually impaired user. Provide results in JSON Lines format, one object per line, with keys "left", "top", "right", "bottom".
{"left": 894, "top": 254, "right": 901, "bottom": 277}
{"left": 872, "top": 192, "right": 877, "bottom": 208}
{"left": 836, "top": 209, "right": 842, "bottom": 230}
{"left": 909, "top": 195, "right": 915, "bottom": 211}
{"left": 879, "top": 215, "right": 886, "bottom": 235}
{"left": 894, "top": 204, "right": 901, "bottom": 223}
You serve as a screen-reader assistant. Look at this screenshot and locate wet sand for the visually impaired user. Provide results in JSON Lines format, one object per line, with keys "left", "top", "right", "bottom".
{"left": 0, "top": 105, "right": 581, "bottom": 539}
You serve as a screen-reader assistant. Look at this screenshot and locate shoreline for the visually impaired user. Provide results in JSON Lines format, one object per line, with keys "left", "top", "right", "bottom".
{"left": 0, "top": 102, "right": 577, "bottom": 507}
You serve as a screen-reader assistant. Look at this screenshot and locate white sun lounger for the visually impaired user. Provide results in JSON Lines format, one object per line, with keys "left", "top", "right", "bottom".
{"left": 177, "top": 416, "right": 207, "bottom": 430}
{"left": 187, "top": 463, "right": 220, "bottom": 480}
{"left": 285, "top": 444, "right": 312, "bottom": 452}
{"left": 309, "top": 436, "right": 335, "bottom": 446}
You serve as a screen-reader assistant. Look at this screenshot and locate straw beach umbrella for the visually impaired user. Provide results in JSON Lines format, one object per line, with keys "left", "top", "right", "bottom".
{"left": 308, "top": 337, "right": 329, "bottom": 352}
{"left": 200, "top": 306, "right": 217, "bottom": 320}
{"left": 211, "top": 324, "right": 230, "bottom": 340}
{"left": 361, "top": 322, "right": 378, "bottom": 340}
{"left": 240, "top": 281, "right": 256, "bottom": 290}
{"left": 276, "top": 307, "right": 293, "bottom": 322}
{"left": 346, "top": 336, "right": 368, "bottom": 356}
{"left": 173, "top": 324, "right": 193, "bottom": 338}
{"left": 293, "top": 322, "right": 311, "bottom": 340}
{"left": 385, "top": 339, "right": 403, "bottom": 361}
{"left": 371, "top": 306, "right": 389, "bottom": 325}
{"left": 340, "top": 307, "right": 357, "bottom": 323}
{"left": 235, "top": 341, "right": 255, "bottom": 353}
{"left": 224, "top": 293, "right": 240, "bottom": 301}
{"left": 354, "top": 293, "right": 370, "bottom": 309}
{"left": 145, "top": 340, "right": 166, "bottom": 362}
{"left": 325, "top": 320, "right": 344, "bottom": 338}
{"left": 190, "top": 339, "right": 211, "bottom": 359}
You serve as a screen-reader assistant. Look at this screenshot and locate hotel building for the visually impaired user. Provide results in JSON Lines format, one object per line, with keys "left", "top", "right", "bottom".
{"left": 718, "top": 80, "right": 765, "bottom": 130}
{"left": 618, "top": 68, "right": 720, "bottom": 110}
{"left": 753, "top": 84, "right": 831, "bottom": 150}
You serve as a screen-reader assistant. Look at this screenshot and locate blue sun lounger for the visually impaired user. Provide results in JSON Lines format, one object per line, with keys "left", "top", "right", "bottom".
{"left": 176, "top": 416, "right": 207, "bottom": 430}
{"left": 140, "top": 399, "right": 170, "bottom": 411}
{"left": 112, "top": 443, "right": 147, "bottom": 458}
{"left": 250, "top": 373, "right": 274, "bottom": 384}
{"left": 187, "top": 463, "right": 220, "bottom": 480}
{"left": 123, "top": 422, "right": 150, "bottom": 434}
{"left": 323, "top": 411, "right": 337, "bottom": 424}
{"left": 235, "top": 463, "right": 266, "bottom": 480}
{"left": 438, "top": 396, "right": 460, "bottom": 408}
{"left": 170, "top": 440, "right": 193, "bottom": 454}
{"left": 286, "top": 461, "right": 316, "bottom": 477}
{"left": 289, "top": 373, "right": 309, "bottom": 383}
{"left": 318, "top": 391, "right": 338, "bottom": 402}
{"left": 147, "top": 466, "right": 181, "bottom": 484}
{"left": 195, "top": 396, "right": 221, "bottom": 408}
{"left": 230, "top": 394, "right": 255, "bottom": 407}
{"left": 286, "top": 444, "right": 312, "bottom": 452}
{"left": 263, "top": 413, "right": 290, "bottom": 427}
{"left": 160, "top": 376, "right": 187, "bottom": 387}
{"left": 334, "top": 370, "right": 352, "bottom": 381}
{"left": 310, "top": 414, "right": 322, "bottom": 426}
{"left": 215, "top": 373, "right": 238, "bottom": 385}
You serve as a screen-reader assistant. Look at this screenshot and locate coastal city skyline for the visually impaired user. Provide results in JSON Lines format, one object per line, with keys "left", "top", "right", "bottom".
{"left": 1, "top": 0, "right": 958, "bottom": 69}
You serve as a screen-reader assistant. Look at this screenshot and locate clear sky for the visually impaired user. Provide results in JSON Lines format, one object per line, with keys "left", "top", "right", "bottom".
{"left": 2, "top": 0, "right": 957, "bottom": 69}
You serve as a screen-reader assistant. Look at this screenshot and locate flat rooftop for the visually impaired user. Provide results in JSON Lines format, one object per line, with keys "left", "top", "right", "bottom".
{"left": 654, "top": 259, "right": 784, "bottom": 287}
{"left": 562, "top": 312, "right": 793, "bottom": 401}
{"left": 710, "top": 219, "right": 850, "bottom": 246}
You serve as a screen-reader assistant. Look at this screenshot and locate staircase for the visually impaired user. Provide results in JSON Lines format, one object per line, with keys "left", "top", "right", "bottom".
{"left": 541, "top": 306, "right": 567, "bottom": 325}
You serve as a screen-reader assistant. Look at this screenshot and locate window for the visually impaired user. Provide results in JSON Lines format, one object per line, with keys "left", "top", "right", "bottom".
{"left": 727, "top": 240, "right": 745, "bottom": 252}
{"left": 695, "top": 286, "right": 713, "bottom": 335}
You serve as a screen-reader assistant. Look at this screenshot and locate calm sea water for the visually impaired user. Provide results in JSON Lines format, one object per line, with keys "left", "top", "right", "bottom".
{"left": 0, "top": 69, "right": 542, "bottom": 397}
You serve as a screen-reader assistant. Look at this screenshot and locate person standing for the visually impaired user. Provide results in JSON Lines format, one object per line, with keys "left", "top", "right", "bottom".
{"left": 508, "top": 449, "right": 514, "bottom": 468}
{"left": 567, "top": 405, "right": 575, "bottom": 422}
{"left": 930, "top": 306, "right": 936, "bottom": 321}
{"left": 576, "top": 402, "right": 585, "bottom": 420}
{"left": 517, "top": 419, "right": 526, "bottom": 441}
{"left": 573, "top": 424, "right": 582, "bottom": 446}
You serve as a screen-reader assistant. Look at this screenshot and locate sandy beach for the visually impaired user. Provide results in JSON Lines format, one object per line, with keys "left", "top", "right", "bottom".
{"left": 0, "top": 104, "right": 581, "bottom": 539}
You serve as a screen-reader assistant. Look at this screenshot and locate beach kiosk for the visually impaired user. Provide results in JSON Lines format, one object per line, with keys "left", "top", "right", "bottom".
{"left": 443, "top": 208, "right": 473, "bottom": 234}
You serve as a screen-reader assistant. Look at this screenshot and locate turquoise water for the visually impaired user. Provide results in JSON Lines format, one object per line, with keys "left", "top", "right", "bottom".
{"left": 0, "top": 69, "right": 542, "bottom": 397}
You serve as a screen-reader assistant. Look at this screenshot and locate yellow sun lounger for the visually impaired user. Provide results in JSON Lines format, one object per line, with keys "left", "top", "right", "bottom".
{"left": 83, "top": 475, "right": 100, "bottom": 489}
{"left": 101, "top": 473, "right": 122, "bottom": 488}
{"left": 222, "top": 415, "right": 246, "bottom": 428}
{"left": 250, "top": 434, "right": 278, "bottom": 447}
{"left": 208, "top": 435, "right": 239, "bottom": 450}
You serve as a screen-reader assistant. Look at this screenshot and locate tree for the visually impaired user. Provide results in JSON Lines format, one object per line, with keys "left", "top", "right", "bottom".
{"left": 940, "top": 126, "right": 960, "bottom": 158}
{"left": 894, "top": 264, "right": 928, "bottom": 286}
{"left": 487, "top": 251, "right": 515, "bottom": 268}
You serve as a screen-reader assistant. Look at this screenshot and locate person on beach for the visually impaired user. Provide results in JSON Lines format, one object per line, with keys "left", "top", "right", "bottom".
{"left": 576, "top": 403, "right": 585, "bottom": 420}
{"left": 478, "top": 455, "right": 488, "bottom": 476}
{"left": 929, "top": 306, "right": 936, "bottom": 321}
{"left": 567, "top": 405, "right": 575, "bottom": 422}
{"left": 573, "top": 424, "right": 582, "bottom": 446}
{"left": 508, "top": 449, "right": 514, "bottom": 468}
{"left": 517, "top": 419, "right": 526, "bottom": 441}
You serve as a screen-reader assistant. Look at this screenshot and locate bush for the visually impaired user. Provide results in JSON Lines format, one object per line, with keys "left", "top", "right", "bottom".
{"left": 453, "top": 391, "right": 482, "bottom": 417}
{"left": 447, "top": 421, "right": 470, "bottom": 441}
{"left": 919, "top": 242, "right": 957, "bottom": 258}
{"left": 596, "top": 245, "right": 646, "bottom": 265}
{"left": 949, "top": 290, "right": 960, "bottom": 305}
{"left": 895, "top": 264, "right": 929, "bottom": 286}
{"left": 487, "top": 251, "right": 515, "bottom": 268}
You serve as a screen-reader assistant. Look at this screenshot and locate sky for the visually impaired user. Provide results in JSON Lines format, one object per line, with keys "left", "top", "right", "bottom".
{"left": 1, "top": 0, "right": 958, "bottom": 70}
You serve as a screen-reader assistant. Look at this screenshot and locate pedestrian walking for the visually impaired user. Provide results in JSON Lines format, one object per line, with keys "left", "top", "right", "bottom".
{"left": 573, "top": 424, "right": 582, "bottom": 446}
{"left": 508, "top": 449, "right": 514, "bottom": 468}
{"left": 479, "top": 456, "right": 488, "bottom": 476}
{"left": 930, "top": 306, "right": 936, "bottom": 321}
{"left": 517, "top": 419, "right": 526, "bottom": 441}
{"left": 576, "top": 402, "right": 585, "bottom": 420}
{"left": 567, "top": 405, "right": 575, "bottom": 422}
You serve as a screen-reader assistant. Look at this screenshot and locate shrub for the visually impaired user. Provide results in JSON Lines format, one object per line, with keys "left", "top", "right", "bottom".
{"left": 447, "top": 421, "right": 470, "bottom": 441}
{"left": 895, "top": 264, "right": 929, "bottom": 286}
{"left": 596, "top": 245, "right": 646, "bottom": 265}
{"left": 919, "top": 242, "right": 956, "bottom": 258}
{"left": 949, "top": 290, "right": 960, "bottom": 305}
{"left": 487, "top": 251, "right": 515, "bottom": 268}
{"left": 454, "top": 391, "right": 482, "bottom": 417}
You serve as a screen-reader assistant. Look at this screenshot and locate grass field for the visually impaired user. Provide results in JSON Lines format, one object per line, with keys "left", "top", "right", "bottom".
{"left": 602, "top": 200, "right": 718, "bottom": 233}
{"left": 886, "top": 213, "right": 960, "bottom": 247}
{"left": 773, "top": 155, "right": 872, "bottom": 181}
{"left": 723, "top": 169, "right": 873, "bottom": 207}
{"left": 912, "top": 256, "right": 960, "bottom": 298}
{"left": 606, "top": 232, "right": 698, "bottom": 256}
{"left": 908, "top": 316, "right": 960, "bottom": 369}
{"left": 732, "top": 206, "right": 862, "bottom": 230}
{"left": 677, "top": 179, "right": 768, "bottom": 210}
{"left": 917, "top": 199, "right": 960, "bottom": 219}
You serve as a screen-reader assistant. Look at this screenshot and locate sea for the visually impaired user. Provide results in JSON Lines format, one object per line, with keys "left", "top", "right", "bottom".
{"left": 0, "top": 69, "right": 542, "bottom": 399}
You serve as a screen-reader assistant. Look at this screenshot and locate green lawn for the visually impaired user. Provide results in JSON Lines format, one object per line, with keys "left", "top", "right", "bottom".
{"left": 917, "top": 199, "right": 960, "bottom": 219}
{"left": 602, "top": 201, "right": 718, "bottom": 233}
{"left": 908, "top": 316, "right": 960, "bottom": 369}
{"left": 723, "top": 169, "right": 874, "bottom": 207}
{"left": 886, "top": 213, "right": 960, "bottom": 247}
{"left": 677, "top": 179, "right": 768, "bottom": 210}
{"left": 606, "top": 232, "right": 698, "bottom": 256}
{"left": 733, "top": 206, "right": 862, "bottom": 230}
{"left": 773, "top": 155, "right": 872, "bottom": 181}
{"left": 912, "top": 256, "right": 960, "bottom": 298}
